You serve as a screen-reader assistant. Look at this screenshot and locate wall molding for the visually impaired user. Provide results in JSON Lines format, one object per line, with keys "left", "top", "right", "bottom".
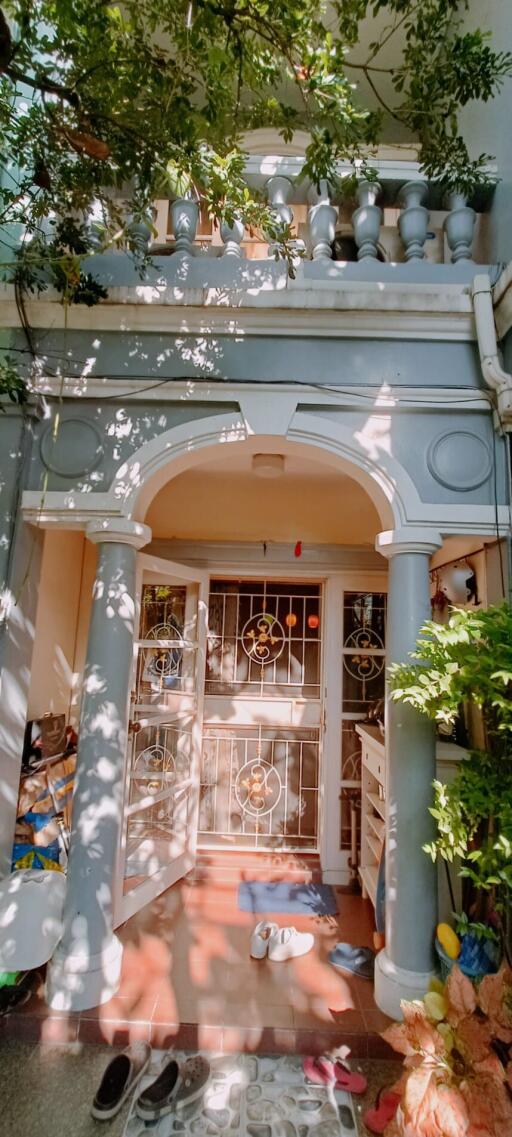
{"left": 0, "top": 281, "right": 475, "bottom": 342}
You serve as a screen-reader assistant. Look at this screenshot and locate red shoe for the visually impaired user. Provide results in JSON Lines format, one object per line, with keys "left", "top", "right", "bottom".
{"left": 303, "top": 1055, "right": 367, "bottom": 1094}
{"left": 363, "top": 1088, "right": 401, "bottom": 1134}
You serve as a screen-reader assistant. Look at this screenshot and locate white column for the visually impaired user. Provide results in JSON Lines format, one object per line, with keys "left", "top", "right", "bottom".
{"left": 46, "top": 518, "right": 151, "bottom": 1011}
{"left": 374, "top": 527, "right": 442, "bottom": 1020}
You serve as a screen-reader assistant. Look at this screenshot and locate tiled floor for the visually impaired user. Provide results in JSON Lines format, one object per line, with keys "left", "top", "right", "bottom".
{"left": 0, "top": 1039, "right": 403, "bottom": 1137}
{"left": 0, "top": 853, "right": 393, "bottom": 1057}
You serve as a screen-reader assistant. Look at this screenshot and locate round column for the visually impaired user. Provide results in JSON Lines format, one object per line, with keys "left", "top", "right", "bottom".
{"left": 374, "top": 527, "right": 442, "bottom": 1020}
{"left": 46, "top": 518, "right": 151, "bottom": 1011}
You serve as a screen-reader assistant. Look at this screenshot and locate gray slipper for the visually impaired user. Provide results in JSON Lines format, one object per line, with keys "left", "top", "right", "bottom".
{"left": 91, "top": 1041, "right": 151, "bottom": 1120}
{"left": 329, "top": 943, "right": 375, "bottom": 980}
{"left": 174, "top": 1055, "right": 211, "bottom": 1111}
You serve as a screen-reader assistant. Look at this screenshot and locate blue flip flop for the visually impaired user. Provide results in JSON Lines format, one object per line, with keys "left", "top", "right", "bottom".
{"left": 329, "top": 943, "right": 375, "bottom": 980}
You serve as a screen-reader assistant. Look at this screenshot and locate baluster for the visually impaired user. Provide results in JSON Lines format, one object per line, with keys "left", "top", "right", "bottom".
{"left": 352, "top": 178, "right": 382, "bottom": 260}
{"left": 220, "top": 216, "right": 244, "bottom": 257}
{"left": 126, "top": 213, "right": 154, "bottom": 254}
{"left": 170, "top": 197, "right": 199, "bottom": 259}
{"left": 398, "top": 181, "right": 429, "bottom": 261}
{"left": 265, "top": 175, "right": 294, "bottom": 256}
{"left": 307, "top": 180, "right": 338, "bottom": 260}
{"left": 444, "top": 193, "right": 476, "bottom": 262}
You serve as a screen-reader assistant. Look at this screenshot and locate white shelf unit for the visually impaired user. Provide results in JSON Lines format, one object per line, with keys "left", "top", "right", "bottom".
{"left": 356, "top": 722, "right": 469, "bottom": 920}
{"left": 357, "top": 723, "right": 386, "bottom": 908}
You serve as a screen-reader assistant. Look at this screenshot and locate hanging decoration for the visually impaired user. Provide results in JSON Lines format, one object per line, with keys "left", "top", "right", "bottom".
{"left": 307, "top": 613, "right": 320, "bottom": 630}
{"left": 431, "top": 570, "right": 450, "bottom": 622}
{"left": 285, "top": 612, "right": 297, "bottom": 628}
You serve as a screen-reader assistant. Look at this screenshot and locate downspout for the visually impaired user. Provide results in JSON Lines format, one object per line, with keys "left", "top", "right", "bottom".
{"left": 472, "top": 273, "right": 512, "bottom": 427}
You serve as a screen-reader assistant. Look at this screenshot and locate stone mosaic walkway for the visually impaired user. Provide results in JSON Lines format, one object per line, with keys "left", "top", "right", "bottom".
{"left": 123, "top": 1052, "right": 357, "bottom": 1137}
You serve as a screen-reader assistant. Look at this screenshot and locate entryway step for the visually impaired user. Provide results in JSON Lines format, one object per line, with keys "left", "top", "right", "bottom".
{"left": 191, "top": 851, "right": 323, "bottom": 884}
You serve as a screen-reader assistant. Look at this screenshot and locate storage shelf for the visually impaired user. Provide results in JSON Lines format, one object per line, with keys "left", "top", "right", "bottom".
{"left": 367, "top": 834, "right": 383, "bottom": 862}
{"left": 367, "top": 813, "right": 385, "bottom": 841}
{"left": 366, "top": 791, "right": 386, "bottom": 820}
{"left": 359, "top": 864, "right": 378, "bottom": 906}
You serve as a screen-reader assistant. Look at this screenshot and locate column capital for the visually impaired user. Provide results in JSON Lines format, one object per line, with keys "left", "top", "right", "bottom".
{"left": 376, "top": 527, "right": 442, "bottom": 559}
{"left": 86, "top": 518, "right": 151, "bottom": 549}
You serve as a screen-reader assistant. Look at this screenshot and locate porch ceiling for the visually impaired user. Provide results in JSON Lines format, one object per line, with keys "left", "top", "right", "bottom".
{"left": 145, "top": 453, "right": 381, "bottom": 544}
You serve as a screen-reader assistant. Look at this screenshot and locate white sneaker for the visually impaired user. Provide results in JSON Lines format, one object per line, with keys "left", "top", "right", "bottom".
{"left": 250, "top": 921, "right": 279, "bottom": 959}
{"left": 268, "top": 926, "right": 315, "bottom": 962}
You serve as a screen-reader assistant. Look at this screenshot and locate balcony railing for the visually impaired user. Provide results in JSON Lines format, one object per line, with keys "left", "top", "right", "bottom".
{"left": 24, "top": 157, "right": 494, "bottom": 299}
{"left": 145, "top": 175, "right": 486, "bottom": 268}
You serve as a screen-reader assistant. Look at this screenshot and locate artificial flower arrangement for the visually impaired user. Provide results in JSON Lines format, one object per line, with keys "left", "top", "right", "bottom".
{"left": 381, "top": 964, "right": 512, "bottom": 1137}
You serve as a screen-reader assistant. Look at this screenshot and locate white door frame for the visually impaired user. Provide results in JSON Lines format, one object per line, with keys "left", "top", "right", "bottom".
{"left": 143, "top": 557, "right": 387, "bottom": 877}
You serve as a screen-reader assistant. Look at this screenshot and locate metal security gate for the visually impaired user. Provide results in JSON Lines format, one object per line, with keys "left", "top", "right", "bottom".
{"left": 199, "top": 725, "right": 320, "bottom": 849}
{"left": 114, "top": 554, "right": 208, "bottom": 926}
{"left": 200, "top": 579, "right": 323, "bottom": 852}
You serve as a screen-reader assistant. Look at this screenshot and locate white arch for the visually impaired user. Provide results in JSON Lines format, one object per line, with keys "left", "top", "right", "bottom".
{"left": 109, "top": 409, "right": 422, "bottom": 529}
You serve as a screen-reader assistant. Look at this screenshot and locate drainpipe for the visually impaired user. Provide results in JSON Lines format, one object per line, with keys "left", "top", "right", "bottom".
{"left": 472, "top": 273, "right": 512, "bottom": 427}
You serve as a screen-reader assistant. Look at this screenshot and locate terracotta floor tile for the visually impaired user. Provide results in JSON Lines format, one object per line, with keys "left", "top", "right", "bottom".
{"left": 367, "top": 1033, "right": 396, "bottom": 1059}
{"left": 221, "top": 1024, "right": 296, "bottom": 1054}
{"left": 362, "top": 1007, "right": 393, "bottom": 1034}
{"left": 79, "top": 1017, "right": 151, "bottom": 1046}
{"left": 223, "top": 1001, "right": 294, "bottom": 1029}
{"left": 295, "top": 1029, "right": 368, "bottom": 1058}
{"left": 352, "top": 976, "right": 380, "bottom": 1009}
{"left": 7, "top": 859, "right": 380, "bottom": 1050}
{"left": 40, "top": 1016, "right": 79, "bottom": 1044}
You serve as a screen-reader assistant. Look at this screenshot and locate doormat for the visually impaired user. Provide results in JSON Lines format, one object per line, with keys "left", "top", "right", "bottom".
{"left": 238, "top": 880, "right": 338, "bottom": 916}
{"left": 123, "top": 1051, "right": 357, "bottom": 1136}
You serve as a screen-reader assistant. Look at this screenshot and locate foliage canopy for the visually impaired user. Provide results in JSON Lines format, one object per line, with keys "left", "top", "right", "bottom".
{"left": 0, "top": 0, "right": 511, "bottom": 266}
{"left": 389, "top": 604, "right": 512, "bottom": 952}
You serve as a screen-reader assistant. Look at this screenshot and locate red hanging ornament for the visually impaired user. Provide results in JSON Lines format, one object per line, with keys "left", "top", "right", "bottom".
{"left": 307, "top": 614, "right": 320, "bottom": 630}
{"left": 294, "top": 541, "right": 302, "bottom": 558}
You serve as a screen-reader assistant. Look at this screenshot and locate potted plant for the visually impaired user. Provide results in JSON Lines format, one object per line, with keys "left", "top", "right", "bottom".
{"left": 381, "top": 965, "right": 512, "bottom": 1137}
{"left": 389, "top": 603, "right": 512, "bottom": 964}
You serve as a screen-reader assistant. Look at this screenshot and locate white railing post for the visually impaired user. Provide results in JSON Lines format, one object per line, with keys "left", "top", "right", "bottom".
{"left": 307, "top": 180, "right": 338, "bottom": 260}
{"left": 444, "top": 193, "right": 476, "bottom": 262}
{"left": 170, "top": 197, "right": 199, "bottom": 260}
{"left": 352, "top": 178, "right": 382, "bottom": 260}
{"left": 220, "top": 216, "right": 245, "bottom": 257}
{"left": 265, "top": 175, "right": 294, "bottom": 255}
{"left": 398, "top": 181, "right": 429, "bottom": 261}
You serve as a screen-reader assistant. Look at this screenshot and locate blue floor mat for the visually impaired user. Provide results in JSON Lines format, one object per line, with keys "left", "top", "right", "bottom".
{"left": 238, "top": 881, "right": 338, "bottom": 916}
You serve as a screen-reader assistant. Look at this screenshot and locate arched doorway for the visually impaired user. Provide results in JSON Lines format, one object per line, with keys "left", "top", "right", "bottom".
{"left": 115, "top": 437, "right": 390, "bottom": 924}
{"left": 41, "top": 404, "right": 446, "bottom": 1014}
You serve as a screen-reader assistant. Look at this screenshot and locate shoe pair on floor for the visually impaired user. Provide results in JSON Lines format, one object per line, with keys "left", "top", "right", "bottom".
{"left": 91, "top": 1042, "right": 210, "bottom": 1122}
{"left": 250, "top": 920, "right": 314, "bottom": 960}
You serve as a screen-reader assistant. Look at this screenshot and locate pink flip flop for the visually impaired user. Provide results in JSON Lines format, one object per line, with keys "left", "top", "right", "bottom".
{"left": 363, "top": 1088, "right": 401, "bottom": 1134}
{"left": 303, "top": 1055, "right": 367, "bottom": 1094}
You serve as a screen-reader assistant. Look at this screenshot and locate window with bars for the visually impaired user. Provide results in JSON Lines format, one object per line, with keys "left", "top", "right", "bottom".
{"left": 206, "top": 579, "right": 322, "bottom": 698}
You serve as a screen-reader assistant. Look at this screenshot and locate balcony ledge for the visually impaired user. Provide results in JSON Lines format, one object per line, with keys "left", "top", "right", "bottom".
{"left": 0, "top": 268, "right": 477, "bottom": 342}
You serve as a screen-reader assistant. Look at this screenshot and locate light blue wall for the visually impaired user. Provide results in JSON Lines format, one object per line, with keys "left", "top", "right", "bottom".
{"left": 461, "top": 0, "right": 512, "bottom": 265}
{"left": 12, "top": 328, "right": 485, "bottom": 389}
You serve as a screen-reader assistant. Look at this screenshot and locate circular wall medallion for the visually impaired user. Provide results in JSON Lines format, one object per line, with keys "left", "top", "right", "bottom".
{"left": 427, "top": 431, "right": 492, "bottom": 491}
{"left": 235, "top": 759, "right": 282, "bottom": 818}
{"left": 40, "top": 418, "right": 103, "bottom": 477}
{"left": 241, "top": 612, "right": 285, "bottom": 665}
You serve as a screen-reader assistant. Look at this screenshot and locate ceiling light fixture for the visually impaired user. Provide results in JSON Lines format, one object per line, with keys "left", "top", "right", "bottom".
{"left": 252, "top": 453, "right": 285, "bottom": 479}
